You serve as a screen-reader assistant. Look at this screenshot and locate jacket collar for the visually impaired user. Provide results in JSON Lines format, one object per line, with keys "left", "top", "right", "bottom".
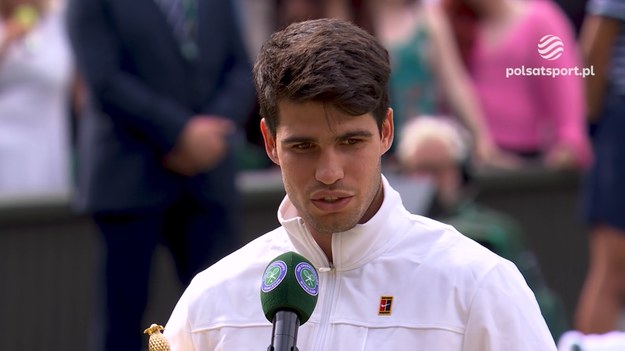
{"left": 277, "top": 175, "right": 412, "bottom": 271}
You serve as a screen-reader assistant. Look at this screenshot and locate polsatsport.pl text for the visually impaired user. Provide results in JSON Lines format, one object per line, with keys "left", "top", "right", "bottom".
{"left": 505, "top": 65, "right": 595, "bottom": 78}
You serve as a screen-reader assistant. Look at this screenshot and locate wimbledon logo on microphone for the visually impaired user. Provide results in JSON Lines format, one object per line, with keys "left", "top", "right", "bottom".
{"left": 262, "top": 260, "right": 287, "bottom": 293}
{"left": 505, "top": 34, "right": 594, "bottom": 78}
{"left": 295, "top": 262, "right": 319, "bottom": 296}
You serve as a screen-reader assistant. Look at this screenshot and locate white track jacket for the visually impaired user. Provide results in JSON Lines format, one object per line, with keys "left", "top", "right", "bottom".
{"left": 165, "top": 176, "right": 557, "bottom": 350}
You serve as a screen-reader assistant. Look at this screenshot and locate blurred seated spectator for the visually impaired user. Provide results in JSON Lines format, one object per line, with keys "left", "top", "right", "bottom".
{"left": 0, "top": 0, "right": 74, "bottom": 198}
{"left": 444, "top": 0, "right": 592, "bottom": 171}
{"left": 397, "top": 116, "right": 569, "bottom": 340}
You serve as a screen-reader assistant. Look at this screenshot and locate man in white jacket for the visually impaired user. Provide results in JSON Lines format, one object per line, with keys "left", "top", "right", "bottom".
{"left": 164, "top": 18, "right": 557, "bottom": 350}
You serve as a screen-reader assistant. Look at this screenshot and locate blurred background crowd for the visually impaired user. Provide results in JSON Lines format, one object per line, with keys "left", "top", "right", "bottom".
{"left": 1, "top": 0, "right": 624, "bottom": 350}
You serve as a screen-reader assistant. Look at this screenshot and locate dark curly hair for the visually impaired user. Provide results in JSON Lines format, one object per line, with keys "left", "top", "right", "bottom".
{"left": 253, "top": 18, "right": 391, "bottom": 136}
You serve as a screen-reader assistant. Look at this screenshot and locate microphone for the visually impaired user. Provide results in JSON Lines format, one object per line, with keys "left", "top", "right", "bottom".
{"left": 260, "top": 252, "right": 319, "bottom": 351}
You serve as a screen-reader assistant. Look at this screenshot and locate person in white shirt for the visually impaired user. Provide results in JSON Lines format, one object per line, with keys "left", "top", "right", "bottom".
{"left": 0, "top": 0, "right": 74, "bottom": 198}
{"left": 163, "top": 18, "right": 557, "bottom": 351}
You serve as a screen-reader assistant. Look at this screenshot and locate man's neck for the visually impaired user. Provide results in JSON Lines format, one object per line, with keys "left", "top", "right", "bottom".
{"left": 309, "top": 228, "right": 333, "bottom": 264}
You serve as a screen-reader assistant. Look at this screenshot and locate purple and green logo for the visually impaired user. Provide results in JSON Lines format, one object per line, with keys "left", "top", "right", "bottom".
{"left": 295, "top": 262, "right": 319, "bottom": 296}
{"left": 261, "top": 260, "right": 287, "bottom": 293}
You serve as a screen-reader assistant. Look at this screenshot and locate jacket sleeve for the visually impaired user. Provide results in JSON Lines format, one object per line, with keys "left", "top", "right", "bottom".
{"left": 165, "top": 288, "right": 198, "bottom": 351}
{"left": 66, "top": 0, "right": 189, "bottom": 155}
{"left": 462, "top": 260, "right": 558, "bottom": 351}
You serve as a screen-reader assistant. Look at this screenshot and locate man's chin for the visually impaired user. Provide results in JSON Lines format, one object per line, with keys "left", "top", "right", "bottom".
{"left": 308, "top": 215, "right": 360, "bottom": 235}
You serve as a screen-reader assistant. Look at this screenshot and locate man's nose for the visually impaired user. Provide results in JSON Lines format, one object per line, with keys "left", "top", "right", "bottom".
{"left": 315, "top": 149, "right": 344, "bottom": 185}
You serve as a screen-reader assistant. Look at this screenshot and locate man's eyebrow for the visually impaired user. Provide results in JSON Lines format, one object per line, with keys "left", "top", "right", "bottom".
{"left": 338, "top": 130, "right": 374, "bottom": 139}
{"left": 281, "top": 136, "right": 316, "bottom": 144}
{"left": 280, "top": 130, "right": 374, "bottom": 144}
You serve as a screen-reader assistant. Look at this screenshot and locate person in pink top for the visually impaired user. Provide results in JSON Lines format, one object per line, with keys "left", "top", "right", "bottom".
{"left": 444, "top": 0, "right": 592, "bottom": 170}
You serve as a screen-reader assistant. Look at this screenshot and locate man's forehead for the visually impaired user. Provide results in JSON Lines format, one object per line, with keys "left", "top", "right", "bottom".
{"left": 277, "top": 100, "right": 375, "bottom": 129}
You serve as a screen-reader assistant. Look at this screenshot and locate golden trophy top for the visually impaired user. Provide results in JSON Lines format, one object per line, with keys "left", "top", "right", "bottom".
{"left": 144, "top": 324, "right": 171, "bottom": 351}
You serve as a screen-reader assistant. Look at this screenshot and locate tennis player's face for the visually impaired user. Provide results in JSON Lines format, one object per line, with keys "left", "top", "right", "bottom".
{"left": 261, "top": 101, "right": 394, "bottom": 237}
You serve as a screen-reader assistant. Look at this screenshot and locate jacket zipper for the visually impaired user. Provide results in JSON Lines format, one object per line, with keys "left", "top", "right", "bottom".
{"left": 298, "top": 219, "right": 339, "bottom": 351}
{"left": 314, "top": 263, "right": 336, "bottom": 351}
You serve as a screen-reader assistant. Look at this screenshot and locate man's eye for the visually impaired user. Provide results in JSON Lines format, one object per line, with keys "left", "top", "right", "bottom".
{"left": 293, "top": 143, "right": 313, "bottom": 150}
{"left": 342, "top": 138, "right": 361, "bottom": 145}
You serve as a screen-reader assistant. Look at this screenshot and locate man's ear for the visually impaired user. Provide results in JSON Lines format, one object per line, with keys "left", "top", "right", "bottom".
{"left": 381, "top": 108, "right": 394, "bottom": 155}
{"left": 260, "top": 118, "right": 280, "bottom": 165}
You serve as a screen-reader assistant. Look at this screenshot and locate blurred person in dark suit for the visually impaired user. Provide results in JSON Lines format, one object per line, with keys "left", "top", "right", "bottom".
{"left": 66, "top": 0, "right": 256, "bottom": 349}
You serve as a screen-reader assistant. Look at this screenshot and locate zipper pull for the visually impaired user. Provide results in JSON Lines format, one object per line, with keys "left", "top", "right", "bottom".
{"left": 318, "top": 265, "right": 335, "bottom": 273}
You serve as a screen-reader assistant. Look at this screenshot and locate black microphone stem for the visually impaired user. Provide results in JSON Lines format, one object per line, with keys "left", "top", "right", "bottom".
{"left": 268, "top": 310, "right": 300, "bottom": 351}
